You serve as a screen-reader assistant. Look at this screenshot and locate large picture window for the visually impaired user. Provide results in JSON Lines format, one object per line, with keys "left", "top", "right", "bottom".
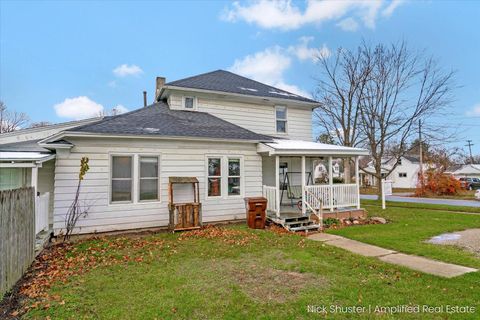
{"left": 111, "top": 156, "right": 133, "bottom": 202}
{"left": 208, "top": 158, "right": 222, "bottom": 197}
{"left": 139, "top": 156, "right": 159, "bottom": 201}
{"left": 275, "top": 106, "right": 287, "bottom": 133}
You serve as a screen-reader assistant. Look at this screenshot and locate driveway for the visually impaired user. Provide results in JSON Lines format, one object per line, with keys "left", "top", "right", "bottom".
{"left": 361, "top": 194, "right": 480, "bottom": 207}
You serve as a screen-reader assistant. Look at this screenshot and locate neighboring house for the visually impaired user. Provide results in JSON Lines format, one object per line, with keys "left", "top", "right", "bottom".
{"left": 445, "top": 164, "right": 480, "bottom": 179}
{"left": 360, "top": 155, "right": 427, "bottom": 189}
{"left": 0, "top": 70, "right": 368, "bottom": 235}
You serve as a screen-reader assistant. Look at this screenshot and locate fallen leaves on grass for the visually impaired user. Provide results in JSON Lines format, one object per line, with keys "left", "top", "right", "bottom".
{"left": 16, "top": 236, "right": 166, "bottom": 315}
{"left": 178, "top": 225, "right": 258, "bottom": 245}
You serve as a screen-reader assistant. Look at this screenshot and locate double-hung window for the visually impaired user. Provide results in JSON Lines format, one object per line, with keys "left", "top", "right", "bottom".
{"left": 207, "top": 158, "right": 222, "bottom": 197}
{"left": 207, "top": 156, "right": 243, "bottom": 198}
{"left": 139, "top": 156, "right": 159, "bottom": 201}
{"left": 228, "top": 158, "right": 241, "bottom": 196}
{"left": 275, "top": 106, "right": 287, "bottom": 133}
{"left": 111, "top": 156, "right": 133, "bottom": 202}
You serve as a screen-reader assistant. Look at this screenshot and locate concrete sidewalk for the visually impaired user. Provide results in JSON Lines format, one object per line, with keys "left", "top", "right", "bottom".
{"left": 308, "top": 233, "right": 478, "bottom": 278}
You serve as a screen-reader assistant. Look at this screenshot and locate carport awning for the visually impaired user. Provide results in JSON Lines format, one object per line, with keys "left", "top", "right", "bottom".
{"left": 0, "top": 152, "right": 55, "bottom": 163}
{"left": 257, "top": 139, "right": 369, "bottom": 156}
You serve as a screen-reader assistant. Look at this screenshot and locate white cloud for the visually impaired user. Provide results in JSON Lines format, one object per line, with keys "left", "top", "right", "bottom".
{"left": 287, "top": 36, "right": 330, "bottom": 62}
{"left": 382, "top": 0, "right": 405, "bottom": 17}
{"left": 54, "top": 96, "right": 104, "bottom": 120}
{"left": 112, "top": 105, "right": 129, "bottom": 114}
{"left": 467, "top": 103, "right": 480, "bottom": 116}
{"left": 336, "top": 17, "right": 359, "bottom": 31}
{"left": 230, "top": 46, "right": 291, "bottom": 85}
{"left": 113, "top": 64, "right": 143, "bottom": 77}
{"left": 222, "top": 0, "right": 404, "bottom": 31}
{"left": 229, "top": 42, "right": 315, "bottom": 98}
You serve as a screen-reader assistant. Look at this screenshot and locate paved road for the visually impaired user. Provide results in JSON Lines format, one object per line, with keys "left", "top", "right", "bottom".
{"left": 360, "top": 194, "right": 480, "bottom": 207}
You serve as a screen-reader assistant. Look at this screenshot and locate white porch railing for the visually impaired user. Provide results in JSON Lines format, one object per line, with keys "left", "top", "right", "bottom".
{"left": 35, "top": 192, "right": 49, "bottom": 235}
{"left": 262, "top": 185, "right": 277, "bottom": 213}
{"left": 305, "top": 184, "right": 358, "bottom": 210}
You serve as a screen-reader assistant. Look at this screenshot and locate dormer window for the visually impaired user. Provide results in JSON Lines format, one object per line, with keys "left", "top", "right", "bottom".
{"left": 183, "top": 96, "right": 196, "bottom": 110}
{"left": 275, "top": 105, "right": 287, "bottom": 133}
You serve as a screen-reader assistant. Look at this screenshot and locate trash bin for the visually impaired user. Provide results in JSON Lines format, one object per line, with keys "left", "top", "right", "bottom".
{"left": 244, "top": 197, "right": 267, "bottom": 229}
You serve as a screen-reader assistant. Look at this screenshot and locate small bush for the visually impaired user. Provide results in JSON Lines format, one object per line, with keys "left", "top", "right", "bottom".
{"left": 323, "top": 218, "right": 340, "bottom": 227}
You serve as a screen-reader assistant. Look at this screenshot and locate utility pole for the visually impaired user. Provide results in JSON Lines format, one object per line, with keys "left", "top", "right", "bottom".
{"left": 419, "top": 119, "right": 423, "bottom": 188}
{"left": 466, "top": 140, "right": 474, "bottom": 164}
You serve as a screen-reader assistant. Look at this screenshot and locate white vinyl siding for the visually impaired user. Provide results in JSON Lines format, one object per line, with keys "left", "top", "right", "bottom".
{"left": 168, "top": 92, "right": 313, "bottom": 141}
{"left": 53, "top": 138, "right": 261, "bottom": 235}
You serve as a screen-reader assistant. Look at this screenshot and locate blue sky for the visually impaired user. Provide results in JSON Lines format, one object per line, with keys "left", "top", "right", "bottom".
{"left": 1, "top": 0, "right": 479, "bottom": 154}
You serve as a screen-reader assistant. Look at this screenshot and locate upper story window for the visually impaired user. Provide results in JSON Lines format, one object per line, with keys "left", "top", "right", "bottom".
{"left": 397, "top": 158, "right": 402, "bottom": 165}
{"left": 399, "top": 172, "right": 407, "bottom": 178}
{"left": 183, "top": 96, "right": 196, "bottom": 110}
{"left": 275, "top": 106, "right": 287, "bottom": 133}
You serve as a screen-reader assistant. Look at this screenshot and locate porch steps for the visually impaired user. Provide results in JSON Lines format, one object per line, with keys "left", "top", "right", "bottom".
{"left": 283, "top": 216, "right": 320, "bottom": 232}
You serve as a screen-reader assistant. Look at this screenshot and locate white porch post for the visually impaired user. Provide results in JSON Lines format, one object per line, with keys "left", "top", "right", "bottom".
{"left": 31, "top": 166, "right": 38, "bottom": 196}
{"left": 275, "top": 155, "right": 280, "bottom": 218}
{"left": 301, "top": 156, "right": 306, "bottom": 216}
{"left": 355, "top": 156, "right": 360, "bottom": 209}
{"left": 328, "top": 156, "right": 333, "bottom": 212}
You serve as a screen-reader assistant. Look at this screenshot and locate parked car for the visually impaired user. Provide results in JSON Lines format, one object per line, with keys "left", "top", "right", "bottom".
{"left": 458, "top": 177, "right": 480, "bottom": 190}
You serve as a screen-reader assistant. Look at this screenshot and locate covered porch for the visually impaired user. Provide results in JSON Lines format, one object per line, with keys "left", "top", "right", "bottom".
{"left": 258, "top": 140, "right": 369, "bottom": 230}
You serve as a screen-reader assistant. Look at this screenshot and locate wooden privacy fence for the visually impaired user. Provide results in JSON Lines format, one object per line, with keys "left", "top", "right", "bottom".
{"left": 0, "top": 187, "right": 35, "bottom": 298}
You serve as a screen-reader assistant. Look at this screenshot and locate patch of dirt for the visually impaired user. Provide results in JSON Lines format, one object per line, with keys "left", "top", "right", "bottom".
{"left": 426, "top": 228, "right": 480, "bottom": 257}
{"left": 179, "top": 253, "right": 327, "bottom": 304}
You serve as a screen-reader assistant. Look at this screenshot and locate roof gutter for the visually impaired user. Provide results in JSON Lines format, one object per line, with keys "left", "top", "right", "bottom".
{"left": 40, "top": 131, "right": 273, "bottom": 145}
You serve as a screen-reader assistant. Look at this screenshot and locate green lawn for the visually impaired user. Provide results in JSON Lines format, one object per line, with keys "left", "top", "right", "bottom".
{"left": 362, "top": 199, "right": 480, "bottom": 214}
{"left": 17, "top": 205, "right": 480, "bottom": 319}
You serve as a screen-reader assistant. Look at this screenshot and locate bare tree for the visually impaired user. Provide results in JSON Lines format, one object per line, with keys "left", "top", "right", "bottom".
{"left": 313, "top": 46, "right": 371, "bottom": 182}
{"left": 359, "top": 42, "right": 455, "bottom": 194}
{"left": 0, "top": 101, "right": 29, "bottom": 133}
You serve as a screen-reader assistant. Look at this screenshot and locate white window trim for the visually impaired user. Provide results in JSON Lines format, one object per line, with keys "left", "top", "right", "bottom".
{"left": 138, "top": 155, "right": 161, "bottom": 203}
{"left": 182, "top": 96, "right": 197, "bottom": 111}
{"left": 275, "top": 105, "right": 288, "bottom": 134}
{"left": 205, "top": 155, "right": 244, "bottom": 200}
{"left": 109, "top": 153, "right": 162, "bottom": 206}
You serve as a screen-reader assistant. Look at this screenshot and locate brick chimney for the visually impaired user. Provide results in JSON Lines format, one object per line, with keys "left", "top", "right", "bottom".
{"left": 155, "top": 77, "right": 166, "bottom": 101}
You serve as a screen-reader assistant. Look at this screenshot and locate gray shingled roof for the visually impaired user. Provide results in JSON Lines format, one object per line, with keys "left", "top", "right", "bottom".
{"left": 67, "top": 102, "right": 273, "bottom": 141}
{"left": 0, "top": 140, "right": 51, "bottom": 153}
{"left": 164, "top": 70, "right": 319, "bottom": 104}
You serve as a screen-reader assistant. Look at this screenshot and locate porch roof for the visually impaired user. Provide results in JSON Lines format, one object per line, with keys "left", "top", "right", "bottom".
{"left": 0, "top": 151, "right": 55, "bottom": 163}
{"left": 257, "top": 139, "right": 369, "bottom": 156}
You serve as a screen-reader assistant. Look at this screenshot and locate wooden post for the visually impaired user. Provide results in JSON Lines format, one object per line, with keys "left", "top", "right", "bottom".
{"left": 355, "top": 156, "right": 360, "bottom": 209}
{"left": 328, "top": 156, "right": 333, "bottom": 212}
{"left": 275, "top": 155, "right": 280, "bottom": 218}
{"left": 301, "top": 156, "right": 306, "bottom": 216}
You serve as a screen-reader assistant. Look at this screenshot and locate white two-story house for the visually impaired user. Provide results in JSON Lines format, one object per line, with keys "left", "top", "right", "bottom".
{"left": 0, "top": 70, "right": 368, "bottom": 234}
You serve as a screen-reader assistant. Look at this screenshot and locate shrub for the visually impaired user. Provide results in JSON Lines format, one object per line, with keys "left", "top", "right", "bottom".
{"left": 415, "top": 171, "right": 461, "bottom": 196}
